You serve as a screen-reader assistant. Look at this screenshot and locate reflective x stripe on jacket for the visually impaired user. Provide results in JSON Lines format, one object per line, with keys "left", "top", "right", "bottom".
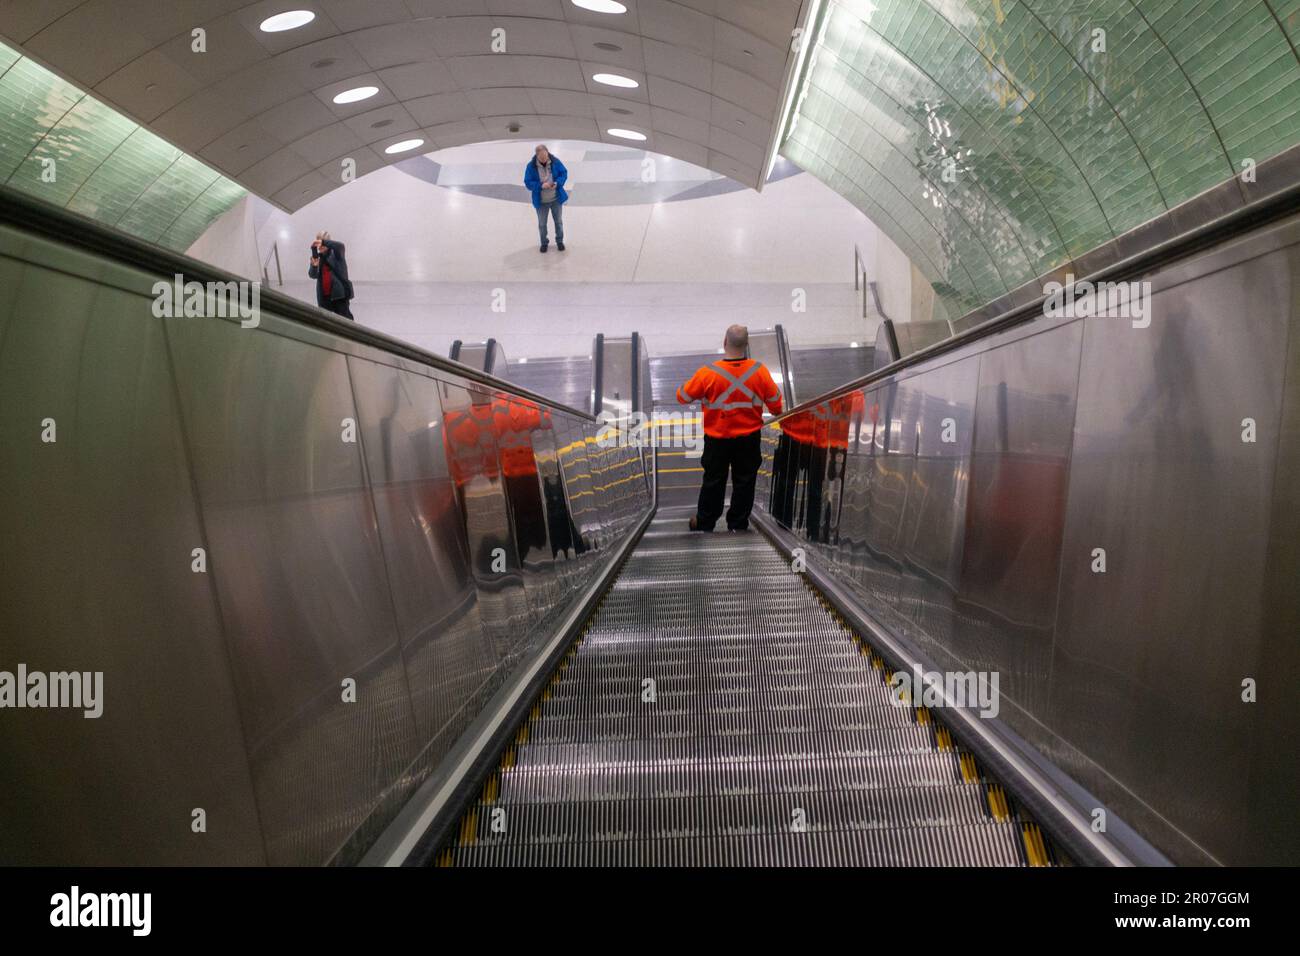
{"left": 677, "top": 358, "right": 782, "bottom": 438}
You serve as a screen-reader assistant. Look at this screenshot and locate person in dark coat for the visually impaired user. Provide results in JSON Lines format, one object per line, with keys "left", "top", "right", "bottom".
{"left": 308, "top": 231, "right": 354, "bottom": 319}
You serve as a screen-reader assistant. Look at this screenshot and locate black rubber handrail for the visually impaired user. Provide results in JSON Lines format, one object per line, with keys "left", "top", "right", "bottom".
{"left": 772, "top": 175, "right": 1300, "bottom": 424}
{"left": 0, "top": 184, "right": 597, "bottom": 423}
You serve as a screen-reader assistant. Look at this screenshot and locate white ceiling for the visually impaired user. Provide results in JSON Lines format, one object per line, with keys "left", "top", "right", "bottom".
{"left": 1, "top": 0, "right": 808, "bottom": 209}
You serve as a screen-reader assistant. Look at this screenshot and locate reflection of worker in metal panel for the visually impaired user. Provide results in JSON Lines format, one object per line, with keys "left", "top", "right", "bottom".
{"left": 542, "top": 445, "right": 588, "bottom": 560}
{"left": 770, "top": 404, "right": 823, "bottom": 537}
{"left": 494, "top": 395, "right": 551, "bottom": 560}
{"left": 442, "top": 388, "right": 507, "bottom": 576}
{"left": 818, "top": 390, "right": 861, "bottom": 544}
{"left": 676, "top": 325, "right": 783, "bottom": 532}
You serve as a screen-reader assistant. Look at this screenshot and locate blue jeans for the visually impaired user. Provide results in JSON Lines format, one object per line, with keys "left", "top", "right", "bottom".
{"left": 537, "top": 201, "right": 563, "bottom": 245}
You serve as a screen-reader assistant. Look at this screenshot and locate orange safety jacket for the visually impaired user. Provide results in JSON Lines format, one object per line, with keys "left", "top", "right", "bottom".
{"left": 676, "top": 357, "right": 782, "bottom": 438}
{"left": 493, "top": 397, "right": 551, "bottom": 478}
{"left": 444, "top": 401, "right": 499, "bottom": 485}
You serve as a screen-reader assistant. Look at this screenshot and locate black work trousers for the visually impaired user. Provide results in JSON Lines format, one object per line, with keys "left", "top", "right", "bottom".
{"left": 696, "top": 429, "right": 763, "bottom": 531}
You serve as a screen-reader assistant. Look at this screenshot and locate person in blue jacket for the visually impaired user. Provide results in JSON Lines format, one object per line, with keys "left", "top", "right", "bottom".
{"left": 524, "top": 144, "right": 568, "bottom": 252}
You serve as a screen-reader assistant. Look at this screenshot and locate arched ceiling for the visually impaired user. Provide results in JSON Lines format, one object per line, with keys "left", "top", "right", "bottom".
{"left": 782, "top": 0, "right": 1300, "bottom": 321}
{"left": 0, "top": 0, "right": 806, "bottom": 210}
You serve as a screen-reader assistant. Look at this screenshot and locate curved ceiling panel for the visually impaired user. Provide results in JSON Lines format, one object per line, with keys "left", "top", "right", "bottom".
{"left": 781, "top": 0, "right": 1300, "bottom": 320}
{"left": 0, "top": 1, "right": 807, "bottom": 211}
{"left": 0, "top": 39, "right": 246, "bottom": 250}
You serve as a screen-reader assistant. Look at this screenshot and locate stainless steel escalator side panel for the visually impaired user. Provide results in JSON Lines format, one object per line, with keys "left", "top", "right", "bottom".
{"left": 165, "top": 313, "right": 422, "bottom": 867}
{"left": 437, "top": 383, "right": 531, "bottom": 665}
{"left": 0, "top": 192, "right": 647, "bottom": 867}
{"left": 753, "top": 211, "right": 1300, "bottom": 866}
{"left": 553, "top": 417, "right": 605, "bottom": 555}
{"left": 0, "top": 232, "right": 265, "bottom": 865}
{"left": 1047, "top": 241, "right": 1292, "bottom": 866}
{"left": 345, "top": 359, "right": 503, "bottom": 805}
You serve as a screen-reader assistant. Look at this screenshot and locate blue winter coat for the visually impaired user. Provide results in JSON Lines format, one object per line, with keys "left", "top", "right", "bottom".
{"left": 524, "top": 155, "right": 569, "bottom": 208}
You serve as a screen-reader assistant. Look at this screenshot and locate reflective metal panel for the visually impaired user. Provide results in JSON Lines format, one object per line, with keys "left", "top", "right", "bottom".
{"left": 1047, "top": 247, "right": 1288, "bottom": 864}
{"left": 0, "top": 244, "right": 263, "bottom": 864}
{"left": 166, "top": 319, "right": 419, "bottom": 866}
{"left": 438, "top": 382, "right": 531, "bottom": 663}
{"left": 892, "top": 357, "right": 979, "bottom": 662}
{"left": 957, "top": 322, "right": 1083, "bottom": 721}
{"left": 346, "top": 358, "right": 500, "bottom": 793}
{"left": 553, "top": 417, "right": 603, "bottom": 557}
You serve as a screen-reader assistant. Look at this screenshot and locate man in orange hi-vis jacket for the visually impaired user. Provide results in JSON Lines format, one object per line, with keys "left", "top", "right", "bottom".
{"left": 677, "top": 324, "right": 783, "bottom": 532}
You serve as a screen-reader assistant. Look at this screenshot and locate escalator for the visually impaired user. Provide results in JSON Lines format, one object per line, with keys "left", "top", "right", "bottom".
{"left": 9, "top": 174, "right": 1298, "bottom": 869}
{"left": 437, "top": 504, "right": 1062, "bottom": 866}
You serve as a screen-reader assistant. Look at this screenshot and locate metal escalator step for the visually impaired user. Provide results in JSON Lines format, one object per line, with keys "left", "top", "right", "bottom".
{"left": 525, "top": 702, "right": 937, "bottom": 744}
{"left": 495, "top": 751, "right": 962, "bottom": 804}
{"left": 443, "top": 514, "right": 1062, "bottom": 866}
{"left": 452, "top": 822, "right": 1026, "bottom": 866}
{"left": 511, "top": 724, "right": 938, "bottom": 769}
{"left": 467, "top": 785, "right": 997, "bottom": 846}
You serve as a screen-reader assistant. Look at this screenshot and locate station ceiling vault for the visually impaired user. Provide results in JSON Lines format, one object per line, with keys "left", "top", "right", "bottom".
{"left": 0, "top": 0, "right": 805, "bottom": 208}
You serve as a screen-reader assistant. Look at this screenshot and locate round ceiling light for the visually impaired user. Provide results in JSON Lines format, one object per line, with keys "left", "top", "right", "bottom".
{"left": 259, "top": 10, "right": 315, "bottom": 32}
{"left": 573, "top": 0, "right": 628, "bottom": 13}
{"left": 593, "top": 72, "right": 638, "bottom": 89}
{"left": 607, "top": 128, "right": 647, "bottom": 141}
{"left": 384, "top": 138, "right": 425, "bottom": 154}
{"left": 333, "top": 86, "right": 379, "bottom": 104}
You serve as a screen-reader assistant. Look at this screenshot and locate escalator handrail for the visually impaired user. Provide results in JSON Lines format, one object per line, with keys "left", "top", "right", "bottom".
{"left": 0, "top": 184, "right": 598, "bottom": 423}
{"left": 773, "top": 323, "right": 796, "bottom": 408}
{"left": 769, "top": 174, "right": 1300, "bottom": 424}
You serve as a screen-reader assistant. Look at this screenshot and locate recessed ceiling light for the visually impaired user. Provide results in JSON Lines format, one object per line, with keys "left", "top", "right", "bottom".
{"left": 607, "top": 128, "right": 646, "bottom": 141}
{"left": 259, "top": 10, "right": 315, "bottom": 32}
{"left": 384, "top": 138, "right": 424, "bottom": 154}
{"left": 333, "top": 86, "right": 379, "bottom": 104}
{"left": 610, "top": 107, "right": 633, "bottom": 115}
{"left": 593, "top": 72, "right": 638, "bottom": 88}
{"left": 594, "top": 42, "right": 623, "bottom": 52}
{"left": 573, "top": 0, "right": 628, "bottom": 13}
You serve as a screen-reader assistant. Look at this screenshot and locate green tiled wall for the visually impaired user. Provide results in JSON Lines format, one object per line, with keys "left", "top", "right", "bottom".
{"left": 0, "top": 40, "right": 244, "bottom": 253}
{"left": 783, "top": 0, "right": 1300, "bottom": 319}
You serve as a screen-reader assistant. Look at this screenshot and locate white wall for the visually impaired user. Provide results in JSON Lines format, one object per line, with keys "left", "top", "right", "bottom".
{"left": 184, "top": 140, "right": 927, "bottom": 358}
{"left": 185, "top": 194, "right": 260, "bottom": 280}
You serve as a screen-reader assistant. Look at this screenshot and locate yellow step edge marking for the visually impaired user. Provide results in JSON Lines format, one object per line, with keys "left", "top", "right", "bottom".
{"left": 459, "top": 808, "right": 478, "bottom": 846}
{"left": 1022, "top": 823, "right": 1049, "bottom": 866}
{"left": 987, "top": 784, "right": 1009, "bottom": 821}
{"left": 436, "top": 848, "right": 455, "bottom": 867}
